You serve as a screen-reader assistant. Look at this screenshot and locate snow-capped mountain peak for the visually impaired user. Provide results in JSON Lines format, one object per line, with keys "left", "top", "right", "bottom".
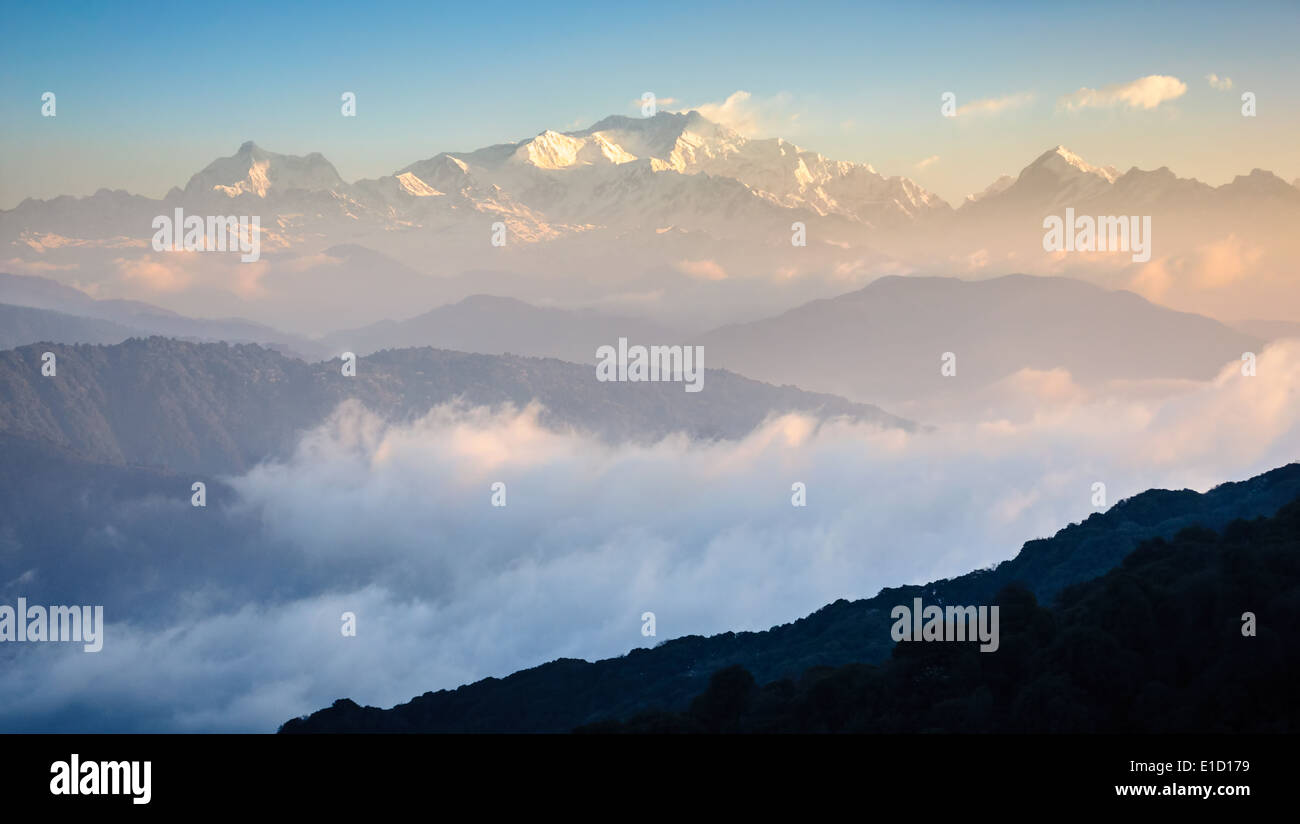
{"left": 961, "top": 145, "right": 1123, "bottom": 212}
{"left": 1032, "top": 145, "right": 1119, "bottom": 183}
{"left": 511, "top": 129, "right": 638, "bottom": 169}
{"left": 965, "top": 174, "right": 1016, "bottom": 204}
{"left": 394, "top": 172, "right": 443, "bottom": 197}
{"left": 183, "top": 142, "right": 346, "bottom": 199}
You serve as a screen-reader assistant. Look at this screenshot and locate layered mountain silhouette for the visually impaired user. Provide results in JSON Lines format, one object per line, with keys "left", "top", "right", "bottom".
{"left": 5, "top": 106, "right": 1298, "bottom": 737}
{"left": 279, "top": 462, "right": 1300, "bottom": 733}
{"left": 6, "top": 111, "right": 1297, "bottom": 331}
{"left": 0, "top": 303, "right": 142, "bottom": 349}
{"left": 0, "top": 272, "right": 318, "bottom": 356}
{"left": 0, "top": 337, "right": 910, "bottom": 475}
{"left": 323, "top": 293, "right": 685, "bottom": 362}
{"left": 696, "top": 273, "right": 1261, "bottom": 405}
{"left": 582, "top": 494, "right": 1300, "bottom": 733}
{"left": 4, "top": 272, "right": 1273, "bottom": 417}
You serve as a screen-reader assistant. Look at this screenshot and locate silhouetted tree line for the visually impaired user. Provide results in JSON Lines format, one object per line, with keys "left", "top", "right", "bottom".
{"left": 579, "top": 497, "right": 1300, "bottom": 733}
{"left": 281, "top": 467, "right": 1300, "bottom": 733}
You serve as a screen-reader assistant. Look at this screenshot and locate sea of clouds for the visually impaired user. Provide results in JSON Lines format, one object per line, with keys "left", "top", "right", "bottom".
{"left": 1, "top": 341, "right": 1297, "bottom": 732}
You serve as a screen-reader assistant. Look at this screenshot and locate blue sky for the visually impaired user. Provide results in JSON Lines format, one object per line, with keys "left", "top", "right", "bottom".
{"left": 2, "top": 0, "right": 1297, "bottom": 208}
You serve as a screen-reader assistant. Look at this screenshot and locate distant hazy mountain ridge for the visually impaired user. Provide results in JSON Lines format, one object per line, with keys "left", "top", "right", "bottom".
{"left": 5, "top": 112, "right": 1296, "bottom": 332}
{"left": 0, "top": 337, "right": 911, "bottom": 474}
{"left": 696, "top": 274, "right": 1262, "bottom": 405}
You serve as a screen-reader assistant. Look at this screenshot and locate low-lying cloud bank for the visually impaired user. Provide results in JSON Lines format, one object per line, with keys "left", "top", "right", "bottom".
{"left": 2, "top": 342, "right": 1298, "bottom": 731}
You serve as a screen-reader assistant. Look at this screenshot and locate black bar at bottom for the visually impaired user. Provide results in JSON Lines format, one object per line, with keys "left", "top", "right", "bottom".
{"left": 2, "top": 733, "right": 1285, "bottom": 812}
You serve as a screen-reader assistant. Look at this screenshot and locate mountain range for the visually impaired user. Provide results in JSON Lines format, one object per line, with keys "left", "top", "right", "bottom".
{"left": 9, "top": 119, "right": 1294, "bottom": 247}
{"left": 695, "top": 273, "right": 1264, "bottom": 408}
{"left": 5, "top": 112, "right": 1298, "bottom": 332}
{"left": 6, "top": 271, "right": 1292, "bottom": 420}
{"left": 0, "top": 272, "right": 320, "bottom": 355}
{"left": 321, "top": 293, "right": 683, "bottom": 363}
{"left": 0, "top": 337, "right": 910, "bottom": 475}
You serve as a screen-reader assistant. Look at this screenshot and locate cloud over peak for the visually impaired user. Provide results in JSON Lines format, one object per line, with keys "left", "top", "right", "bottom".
{"left": 677, "top": 90, "right": 799, "bottom": 138}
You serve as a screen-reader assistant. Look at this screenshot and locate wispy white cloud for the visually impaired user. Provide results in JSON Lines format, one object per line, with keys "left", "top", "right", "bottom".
{"left": 0, "top": 257, "right": 80, "bottom": 274}
{"left": 678, "top": 90, "right": 798, "bottom": 137}
{"left": 1206, "top": 73, "right": 1234, "bottom": 91}
{"left": 915, "top": 155, "right": 940, "bottom": 170}
{"left": 114, "top": 254, "right": 194, "bottom": 293}
{"left": 675, "top": 259, "right": 728, "bottom": 280}
{"left": 1130, "top": 233, "right": 1265, "bottom": 301}
{"left": 956, "top": 91, "right": 1035, "bottom": 116}
{"left": 1058, "top": 75, "right": 1188, "bottom": 111}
